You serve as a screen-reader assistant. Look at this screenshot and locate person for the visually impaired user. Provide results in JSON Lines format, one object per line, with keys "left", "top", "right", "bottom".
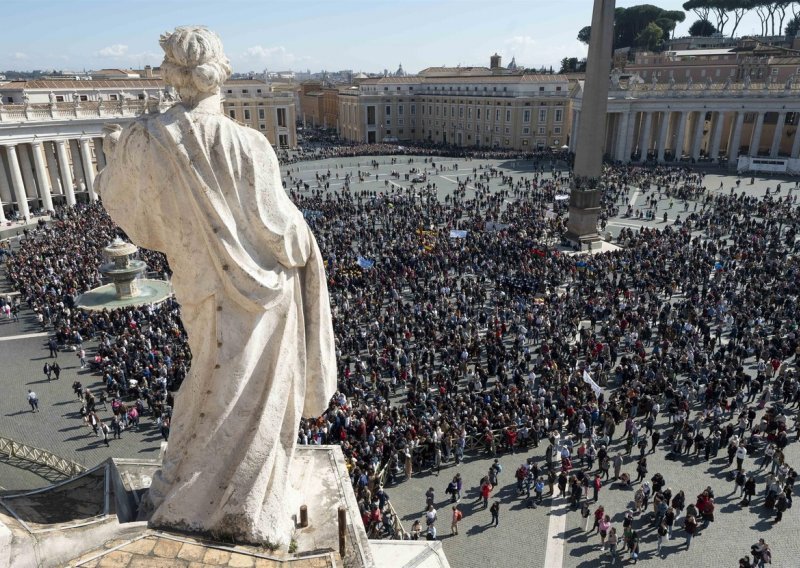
{"left": 52, "top": 362, "right": 60, "bottom": 380}
{"left": 100, "top": 421, "right": 111, "bottom": 447}
{"left": 43, "top": 362, "right": 51, "bottom": 382}
{"left": 581, "top": 503, "right": 591, "bottom": 531}
{"left": 684, "top": 514, "right": 697, "bottom": 548}
{"left": 598, "top": 514, "right": 611, "bottom": 548}
{"left": 27, "top": 390, "right": 39, "bottom": 413}
{"left": 480, "top": 478, "right": 492, "bottom": 509}
{"left": 97, "top": 26, "right": 336, "bottom": 543}
{"left": 592, "top": 474, "right": 602, "bottom": 502}
{"left": 410, "top": 519, "right": 421, "bottom": 540}
{"left": 751, "top": 539, "right": 771, "bottom": 567}
{"left": 742, "top": 475, "right": 757, "bottom": 505}
{"left": 450, "top": 505, "right": 462, "bottom": 535}
{"left": 489, "top": 500, "right": 500, "bottom": 527}
{"left": 736, "top": 443, "right": 748, "bottom": 472}
{"left": 774, "top": 492, "right": 788, "bottom": 523}
{"left": 425, "top": 504, "right": 437, "bottom": 528}
{"left": 657, "top": 522, "right": 668, "bottom": 555}
{"left": 607, "top": 527, "right": 619, "bottom": 562}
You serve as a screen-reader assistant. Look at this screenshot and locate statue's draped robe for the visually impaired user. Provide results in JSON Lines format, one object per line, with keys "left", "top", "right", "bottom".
{"left": 97, "top": 103, "right": 336, "bottom": 542}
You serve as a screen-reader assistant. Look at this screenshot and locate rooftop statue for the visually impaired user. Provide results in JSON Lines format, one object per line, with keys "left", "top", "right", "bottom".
{"left": 96, "top": 26, "right": 336, "bottom": 544}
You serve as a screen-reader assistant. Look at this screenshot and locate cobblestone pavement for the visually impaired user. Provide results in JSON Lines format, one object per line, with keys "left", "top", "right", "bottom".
{"left": 1, "top": 157, "right": 798, "bottom": 566}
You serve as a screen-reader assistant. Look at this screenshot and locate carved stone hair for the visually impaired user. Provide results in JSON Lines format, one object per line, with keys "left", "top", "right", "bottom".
{"left": 160, "top": 26, "right": 232, "bottom": 97}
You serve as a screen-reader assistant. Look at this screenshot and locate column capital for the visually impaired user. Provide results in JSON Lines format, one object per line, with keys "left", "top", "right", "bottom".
{"left": 55, "top": 139, "right": 68, "bottom": 147}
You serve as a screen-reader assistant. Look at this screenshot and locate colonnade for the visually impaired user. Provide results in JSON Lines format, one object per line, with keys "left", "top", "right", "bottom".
{"left": 571, "top": 106, "right": 800, "bottom": 165}
{"left": 0, "top": 138, "right": 104, "bottom": 222}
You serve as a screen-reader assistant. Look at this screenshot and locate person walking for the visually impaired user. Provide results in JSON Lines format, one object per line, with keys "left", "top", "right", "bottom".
{"left": 52, "top": 361, "right": 60, "bottom": 380}
{"left": 100, "top": 421, "right": 111, "bottom": 447}
{"left": 607, "top": 527, "right": 619, "bottom": 563}
{"left": 27, "top": 390, "right": 39, "bottom": 412}
{"left": 592, "top": 474, "right": 602, "bottom": 502}
{"left": 43, "top": 362, "right": 51, "bottom": 382}
{"left": 489, "top": 500, "right": 500, "bottom": 527}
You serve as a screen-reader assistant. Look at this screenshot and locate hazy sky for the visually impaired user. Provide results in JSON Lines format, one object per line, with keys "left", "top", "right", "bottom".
{"left": 0, "top": 0, "right": 771, "bottom": 74}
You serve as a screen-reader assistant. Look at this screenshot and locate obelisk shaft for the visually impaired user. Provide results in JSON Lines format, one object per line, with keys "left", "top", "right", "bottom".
{"left": 566, "top": 0, "right": 615, "bottom": 245}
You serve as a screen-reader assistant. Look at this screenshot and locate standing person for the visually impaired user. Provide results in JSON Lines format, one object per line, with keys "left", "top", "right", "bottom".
{"left": 598, "top": 515, "right": 611, "bottom": 548}
{"left": 607, "top": 527, "right": 619, "bottom": 563}
{"left": 684, "top": 514, "right": 697, "bottom": 548}
{"left": 450, "top": 505, "right": 462, "bottom": 535}
{"left": 736, "top": 443, "right": 748, "bottom": 472}
{"left": 657, "top": 522, "right": 668, "bottom": 555}
{"left": 26, "top": 390, "right": 39, "bottom": 412}
{"left": 581, "top": 503, "right": 591, "bottom": 531}
{"left": 742, "top": 475, "right": 757, "bottom": 505}
{"left": 48, "top": 337, "right": 58, "bottom": 358}
{"left": 43, "top": 362, "right": 51, "bottom": 382}
{"left": 480, "top": 478, "right": 491, "bottom": 509}
{"left": 112, "top": 415, "right": 123, "bottom": 439}
{"left": 774, "top": 492, "right": 788, "bottom": 523}
{"left": 489, "top": 500, "right": 500, "bottom": 527}
{"left": 78, "top": 347, "right": 86, "bottom": 369}
{"left": 593, "top": 474, "right": 602, "bottom": 502}
{"left": 613, "top": 453, "right": 623, "bottom": 480}
{"left": 52, "top": 361, "right": 60, "bottom": 380}
{"left": 100, "top": 421, "right": 111, "bottom": 447}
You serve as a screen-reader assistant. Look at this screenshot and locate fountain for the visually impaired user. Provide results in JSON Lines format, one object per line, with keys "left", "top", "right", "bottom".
{"left": 75, "top": 238, "right": 173, "bottom": 311}
{"left": 100, "top": 238, "right": 147, "bottom": 299}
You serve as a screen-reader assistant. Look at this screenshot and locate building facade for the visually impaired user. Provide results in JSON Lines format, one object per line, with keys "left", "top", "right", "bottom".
{"left": 337, "top": 62, "right": 573, "bottom": 150}
{"left": 298, "top": 82, "right": 339, "bottom": 129}
{"left": 570, "top": 78, "right": 800, "bottom": 167}
{"left": 0, "top": 78, "right": 297, "bottom": 220}
{"left": 221, "top": 79, "right": 297, "bottom": 148}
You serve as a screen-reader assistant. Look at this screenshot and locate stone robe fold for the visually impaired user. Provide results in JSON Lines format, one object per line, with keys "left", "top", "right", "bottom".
{"left": 96, "top": 102, "right": 336, "bottom": 543}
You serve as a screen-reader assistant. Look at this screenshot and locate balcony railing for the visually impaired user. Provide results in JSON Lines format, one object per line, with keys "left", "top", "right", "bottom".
{"left": 0, "top": 100, "right": 167, "bottom": 124}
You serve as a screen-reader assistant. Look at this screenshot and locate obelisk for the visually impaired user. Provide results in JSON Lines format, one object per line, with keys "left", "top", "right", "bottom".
{"left": 565, "top": 0, "right": 615, "bottom": 248}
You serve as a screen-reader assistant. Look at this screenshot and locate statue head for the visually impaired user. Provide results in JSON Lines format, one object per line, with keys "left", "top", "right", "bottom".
{"left": 160, "top": 26, "right": 232, "bottom": 104}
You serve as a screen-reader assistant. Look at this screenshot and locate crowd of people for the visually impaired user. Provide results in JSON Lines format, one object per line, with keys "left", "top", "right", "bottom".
{"left": 2, "top": 141, "right": 799, "bottom": 563}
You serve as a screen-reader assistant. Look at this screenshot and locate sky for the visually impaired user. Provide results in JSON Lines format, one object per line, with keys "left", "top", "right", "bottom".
{"left": 0, "top": 0, "right": 773, "bottom": 75}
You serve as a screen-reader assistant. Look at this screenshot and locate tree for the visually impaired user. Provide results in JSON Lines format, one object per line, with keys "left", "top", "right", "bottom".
{"left": 577, "top": 26, "right": 591, "bottom": 45}
{"left": 689, "top": 18, "right": 718, "bottom": 36}
{"left": 636, "top": 21, "right": 665, "bottom": 50}
{"left": 683, "top": 0, "right": 711, "bottom": 22}
{"left": 786, "top": 13, "right": 800, "bottom": 36}
{"left": 725, "top": 0, "right": 752, "bottom": 37}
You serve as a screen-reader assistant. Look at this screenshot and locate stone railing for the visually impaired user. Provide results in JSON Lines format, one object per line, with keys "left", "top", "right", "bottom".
{"left": 610, "top": 80, "right": 800, "bottom": 99}
{"left": 0, "top": 100, "right": 167, "bottom": 124}
{"left": 0, "top": 436, "right": 86, "bottom": 477}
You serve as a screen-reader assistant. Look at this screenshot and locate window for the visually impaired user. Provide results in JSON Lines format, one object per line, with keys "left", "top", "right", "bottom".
{"left": 554, "top": 127, "right": 561, "bottom": 134}
{"left": 467, "top": 108, "right": 472, "bottom": 119}
{"left": 244, "top": 109, "right": 251, "bottom": 120}
{"left": 386, "top": 119, "right": 391, "bottom": 125}
{"left": 258, "top": 108, "right": 265, "bottom": 120}
{"left": 411, "top": 104, "right": 416, "bottom": 115}
{"left": 56, "top": 95, "right": 66, "bottom": 102}
{"left": 538, "top": 127, "right": 546, "bottom": 135}
{"left": 556, "top": 86, "right": 562, "bottom": 91}
{"left": 539, "top": 109, "right": 547, "bottom": 122}
{"left": 229, "top": 110, "right": 236, "bottom": 119}
{"left": 242, "top": 89, "right": 249, "bottom": 94}
{"left": 138, "top": 94, "right": 145, "bottom": 100}
{"left": 277, "top": 108, "right": 287, "bottom": 127}
{"left": 259, "top": 124, "right": 266, "bottom": 130}
{"left": 279, "top": 134, "right": 288, "bottom": 147}
{"left": 477, "top": 108, "right": 481, "bottom": 120}
{"left": 495, "top": 109, "right": 500, "bottom": 121}
{"left": 257, "top": 89, "right": 262, "bottom": 93}
{"left": 385, "top": 105, "right": 391, "bottom": 115}
{"left": 504, "top": 127, "right": 510, "bottom": 134}
{"left": 555, "top": 109, "right": 563, "bottom": 122}
{"left": 367, "top": 106, "right": 376, "bottom": 125}
{"left": 398, "top": 118, "right": 404, "bottom": 125}
{"left": 399, "top": 105, "right": 404, "bottom": 115}
{"left": 227, "top": 89, "right": 233, "bottom": 94}
{"left": 505, "top": 110, "right": 511, "bottom": 121}
{"left": 539, "top": 86, "right": 545, "bottom": 92}
{"left": 523, "top": 127, "right": 530, "bottom": 134}
{"left": 523, "top": 110, "right": 531, "bottom": 122}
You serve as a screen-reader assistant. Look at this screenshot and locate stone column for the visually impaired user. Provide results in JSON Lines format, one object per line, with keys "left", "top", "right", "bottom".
{"left": 0, "top": 158, "right": 11, "bottom": 221}
{"left": 674, "top": 111, "right": 689, "bottom": 159}
{"left": 639, "top": 111, "right": 653, "bottom": 162}
{"left": 79, "top": 139, "right": 97, "bottom": 200}
{"left": 94, "top": 137, "right": 107, "bottom": 170}
{"left": 749, "top": 111, "right": 765, "bottom": 157}
{"left": 17, "top": 144, "right": 39, "bottom": 200}
{"left": 623, "top": 111, "right": 637, "bottom": 162}
{"left": 709, "top": 111, "right": 725, "bottom": 161}
{"left": 615, "top": 111, "right": 630, "bottom": 161}
{"left": 656, "top": 111, "right": 670, "bottom": 162}
{"left": 5, "top": 145, "right": 31, "bottom": 220}
{"left": 569, "top": 110, "right": 579, "bottom": 152}
{"left": 55, "top": 140, "right": 76, "bottom": 207}
{"left": 791, "top": 124, "right": 800, "bottom": 159}
{"left": 44, "top": 141, "right": 62, "bottom": 195}
{"left": 770, "top": 112, "right": 786, "bottom": 157}
{"left": 729, "top": 112, "right": 745, "bottom": 164}
{"left": 691, "top": 111, "right": 706, "bottom": 160}
{"left": 69, "top": 139, "right": 86, "bottom": 196}
{"left": 31, "top": 142, "right": 54, "bottom": 212}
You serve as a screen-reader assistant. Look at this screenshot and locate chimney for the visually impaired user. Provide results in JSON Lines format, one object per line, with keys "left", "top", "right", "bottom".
{"left": 144, "top": 65, "right": 153, "bottom": 78}
{"left": 490, "top": 53, "right": 502, "bottom": 70}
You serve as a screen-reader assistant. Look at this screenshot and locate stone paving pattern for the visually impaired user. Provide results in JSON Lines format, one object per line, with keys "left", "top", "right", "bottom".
{"left": 72, "top": 534, "right": 336, "bottom": 568}
{"left": 1, "top": 157, "right": 799, "bottom": 567}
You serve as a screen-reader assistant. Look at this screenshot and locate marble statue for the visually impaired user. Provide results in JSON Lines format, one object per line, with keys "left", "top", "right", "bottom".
{"left": 96, "top": 26, "right": 336, "bottom": 544}
{"left": 49, "top": 91, "right": 56, "bottom": 105}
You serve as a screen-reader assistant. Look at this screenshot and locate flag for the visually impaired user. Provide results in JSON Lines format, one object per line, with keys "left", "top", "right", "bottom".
{"left": 357, "top": 257, "right": 375, "bottom": 270}
{"left": 449, "top": 230, "right": 468, "bottom": 239}
{"left": 583, "top": 370, "right": 602, "bottom": 398}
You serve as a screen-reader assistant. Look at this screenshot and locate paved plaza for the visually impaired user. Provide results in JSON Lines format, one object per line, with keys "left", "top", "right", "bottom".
{"left": 1, "top": 155, "right": 798, "bottom": 567}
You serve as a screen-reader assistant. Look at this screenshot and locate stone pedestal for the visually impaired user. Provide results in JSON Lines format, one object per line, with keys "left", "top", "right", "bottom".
{"left": 0, "top": 448, "right": 451, "bottom": 568}
{"left": 564, "top": 189, "right": 602, "bottom": 247}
